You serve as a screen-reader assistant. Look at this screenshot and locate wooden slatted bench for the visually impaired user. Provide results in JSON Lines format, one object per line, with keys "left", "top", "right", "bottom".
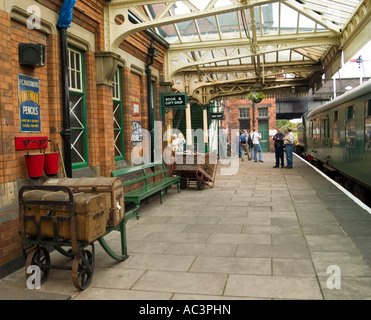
{"left": 111, "top": 161, "right": 180, "bottom": 219}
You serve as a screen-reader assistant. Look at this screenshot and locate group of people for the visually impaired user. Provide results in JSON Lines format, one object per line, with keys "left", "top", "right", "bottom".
{"left": 237, "top": 127, "right": 295, "bottom": 168}
{"left": 170, "top": 126, "right": 295, "bottom": 169}
{"left": 237, "top": 128, "right": 264, "bottom": 162}
{"left": 272, "top": 127, "right": 295, "bottom": 168}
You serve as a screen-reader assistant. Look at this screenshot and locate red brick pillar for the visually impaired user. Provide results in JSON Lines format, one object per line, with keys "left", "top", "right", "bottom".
{"left": 93, "top": 52, "right": 120, "bottom": 176}
{"left": 95, "top": 84, "right": 115, "bottom": 176}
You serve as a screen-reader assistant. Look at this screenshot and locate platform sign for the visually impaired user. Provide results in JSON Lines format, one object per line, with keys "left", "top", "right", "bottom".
{"left": 161, "top": 93, "right": 188, "bottom": 109}
{"left": 160, "top": 93, "right": 188, "bottom": 119}
{"left": 210, "top": 112, "right": 225, "bottom": 120}
{"left": 18, "top": 74, "right": 41, "bottom": 132}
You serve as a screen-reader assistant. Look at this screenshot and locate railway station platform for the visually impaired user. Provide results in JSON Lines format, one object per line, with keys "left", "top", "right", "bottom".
{"left": 1, "top": 152, "right": 371, "bottom": 300}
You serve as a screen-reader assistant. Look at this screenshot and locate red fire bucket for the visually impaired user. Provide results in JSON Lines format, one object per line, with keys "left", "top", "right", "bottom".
{"left": 25, "top": 152, "right": 45, "bottom": 179}
{"left": 44, "top": 152, "right": 59, "bottom": 177}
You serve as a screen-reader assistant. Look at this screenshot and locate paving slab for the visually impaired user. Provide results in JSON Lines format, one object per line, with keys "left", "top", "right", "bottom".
{"left": 132, "top": 271, "right": 227, "bottom": 295}
{"left": 224, "top": 274, "right": 323, "bottom": 299}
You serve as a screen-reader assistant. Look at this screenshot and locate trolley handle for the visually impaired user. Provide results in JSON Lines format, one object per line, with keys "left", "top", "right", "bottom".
{"left": 18, "top": 185, "right": 75, "bottom": 210}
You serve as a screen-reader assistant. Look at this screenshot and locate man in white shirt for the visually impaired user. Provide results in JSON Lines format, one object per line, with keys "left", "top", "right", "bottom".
{"left": 250, "top": 128, "right": 263, "bottom": 162}
{"left": 283, "top": 127, "right": 295, "bottom": 168}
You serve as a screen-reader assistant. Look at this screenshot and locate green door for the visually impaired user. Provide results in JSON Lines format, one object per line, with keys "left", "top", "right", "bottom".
{"left": 258, "top": 122, "right": 269, "bottom": 152}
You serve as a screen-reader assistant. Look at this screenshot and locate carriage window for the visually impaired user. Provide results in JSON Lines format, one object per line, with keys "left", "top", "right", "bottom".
{"left": 333, "top": 110, "right": 339, "bottom": 145}
{"left": 365, "top": 117, "right": 371, "bottom": 151}
{"left": 310, "top": 120, "right": 314, "bottom": 139}
{"left": 366, "top": 100, "right": 371, "bottom": 116}
{"left": 323, "top": 116, "right": 329, "bottom": 139}
{"left": 347, "top": 106, "right": 354, "bottom": 120}
{"left": 311, "top": 119, "right": 319, "bottom": 141}
{"left": 346, "top": 119, "right": 356, "bottom": 148}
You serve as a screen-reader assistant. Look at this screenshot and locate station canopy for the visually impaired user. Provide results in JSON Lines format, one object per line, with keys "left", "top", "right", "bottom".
{"left": 109, "top": 0, "right": 368, "bottom": 99}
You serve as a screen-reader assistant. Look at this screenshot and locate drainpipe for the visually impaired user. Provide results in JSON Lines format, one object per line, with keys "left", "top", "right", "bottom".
{"left": 57, "top": 0, "right": 76, "bottom": 178}
{"left": 146, "top": 39, "right": 157, "bottom": 163}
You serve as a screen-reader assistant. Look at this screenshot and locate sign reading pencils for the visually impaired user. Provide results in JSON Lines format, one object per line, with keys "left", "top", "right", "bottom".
{"left": 18, "top": 74, "right": 41, "bottom": 132}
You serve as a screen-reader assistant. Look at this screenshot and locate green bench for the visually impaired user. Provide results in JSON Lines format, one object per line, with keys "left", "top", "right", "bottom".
{"left": 111, "top": 161, "right": 180, "bottom": 219}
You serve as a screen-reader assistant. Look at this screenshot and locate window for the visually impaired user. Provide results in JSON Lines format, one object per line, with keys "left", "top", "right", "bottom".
{"left": 239, "top": 108, "right": 250, "bottom": 118}
{"left": 366, "top": 100, "right": 371, "bottom": 116}
{"left": 347, "top": 105, "right": 354, "bottom": 120}
{"left": 239, "top": 119, "right": 250, "bottom": 131}
{"left": 68, "top": 47, "right": 88, "bottom": 168}
{"left": 311, "top": 119, "right": 319, "bottom": 141}
{"left": 333, "top": 110, "right": 339, "bottom": 145}
{"left": 365, "top": 101, "right": 371, "bottom": 151}
{"left": 345, "top": 106, "right": 355, "bottom": 148}
{"left": 365, "top": 118, "right": 371, "bottom": 151}
{"left": 69, "top": 49, "right": 82, "bottom": 92}
{"left": 322, "top": 116, "right": 329, "bottom": 140}
{"left": 346, "top": 120, "right": 356, "bottom": 148}
{"left": 258, "top": 108, "right": 268, "bottom": 117}
{"left": 113, "top": 68, "right": 124, "bottom": 160}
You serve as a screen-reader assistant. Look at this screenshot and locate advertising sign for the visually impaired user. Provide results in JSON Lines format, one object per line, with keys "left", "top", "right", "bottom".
{"left": 132, "top": 120, "right": 142, "bottom": 146}
{"left": 131, "top": 95, "right": 140, "bottom": 116}
{"left": 18, "top": 74, "right": 41, "bottom": 132}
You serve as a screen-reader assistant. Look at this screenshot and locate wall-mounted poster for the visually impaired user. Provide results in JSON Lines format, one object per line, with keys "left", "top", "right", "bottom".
{"left": 18, "top": 74, "right": 41, "bottom": 132}
{"left": 132, "top": 120, "right": 142, "bottom": 146}
{"left": 131, "top": 95, "right": 140, "bottom": 116}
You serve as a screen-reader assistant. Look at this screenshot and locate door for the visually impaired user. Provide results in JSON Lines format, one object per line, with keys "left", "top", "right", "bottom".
{"left": 258, "top": 121, "right": 269, "bottom": 152}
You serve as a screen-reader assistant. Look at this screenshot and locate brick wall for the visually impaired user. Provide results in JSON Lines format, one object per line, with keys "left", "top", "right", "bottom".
{"left": 0, "top": 1, "right": 167, "bottom": 277}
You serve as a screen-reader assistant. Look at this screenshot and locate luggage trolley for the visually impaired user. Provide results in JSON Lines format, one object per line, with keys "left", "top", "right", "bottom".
{"left": 19, "top": 184, "right": 136, "bottom": 290}
{"left": 173, "top": 152, "right": 218, "bottom": 190}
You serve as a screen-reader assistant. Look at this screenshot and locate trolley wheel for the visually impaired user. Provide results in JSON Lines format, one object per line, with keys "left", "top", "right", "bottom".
{"left": 25, "top": 246, "right": 50, "bottom": 285}
{"left": 180, "top": 178, "right": 188, "bottom": 189}
{"left": 72, "top": 245, "right": 94, "bottom": 290}
{"left": 197, "top": 178, "right": 206, "bottom": 190}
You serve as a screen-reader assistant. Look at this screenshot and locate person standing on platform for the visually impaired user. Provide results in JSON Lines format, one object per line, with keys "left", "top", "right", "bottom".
{"left": 220, "top": 127, "right": 228, "bottom": 159}
{"left": 283, "top": 127, "right": 295, "bottom": 168}
{"left": 247, "top": 130, "right": 254, "bottom": 160}
{"left": 234, "top": 131, "right": 242, "bottom": 159}
{"left": 240, "top": 129, "right": 251, "bottom": 161}
{"left": 251, "top": 128, "right": 263, "bottom": 162}
{"left": 177, "top": 132, "right": 186, "bottom": 153}
{"left": 272, "top": 128, "right": 285, "bottom": 168}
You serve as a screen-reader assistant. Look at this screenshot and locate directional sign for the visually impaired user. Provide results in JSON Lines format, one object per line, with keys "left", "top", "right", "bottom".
{"left": 160, "top": 93, "right": 188, "bottom": 118}
{"left": 210, "top": 112, "right": 224, "bottom": 120}
{"left": 161, "top": 93, "right": 188, "bottom": 109}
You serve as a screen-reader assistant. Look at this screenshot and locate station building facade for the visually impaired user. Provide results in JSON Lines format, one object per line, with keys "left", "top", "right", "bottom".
{"left": 0, "top": 0, "right": 174, "bottom": 277}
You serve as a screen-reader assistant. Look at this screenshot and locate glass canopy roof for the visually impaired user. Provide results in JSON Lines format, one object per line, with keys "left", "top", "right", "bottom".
{"left": 113, "top": 0, "right": 364, "bottom": 96}
{"left": 145, "top": 0, "right": 360, "bottom": 41}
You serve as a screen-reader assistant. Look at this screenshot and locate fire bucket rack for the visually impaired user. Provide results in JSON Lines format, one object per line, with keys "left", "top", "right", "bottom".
{"left": 22, "top": 138, "right": 60, "bottom": 179}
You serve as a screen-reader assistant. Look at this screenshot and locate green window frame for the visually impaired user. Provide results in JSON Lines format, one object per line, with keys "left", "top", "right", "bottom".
{"left": 113, "top": 68, "right": 124, "bottom": 160}
{"left": 68, "top": 47, "right": 88, "bottom": 169}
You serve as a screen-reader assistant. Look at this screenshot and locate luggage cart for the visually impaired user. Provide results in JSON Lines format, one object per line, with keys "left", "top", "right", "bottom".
{"left": 19, "top": 185, "right": 137, "bottom": 290}
{"left": 172, "top": 152, "right": 218, "bottom": 190}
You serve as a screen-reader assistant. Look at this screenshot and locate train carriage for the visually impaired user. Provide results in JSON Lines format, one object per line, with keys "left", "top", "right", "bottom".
{"left": 297, "top": 79, "right": 371, "bottom": 204}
